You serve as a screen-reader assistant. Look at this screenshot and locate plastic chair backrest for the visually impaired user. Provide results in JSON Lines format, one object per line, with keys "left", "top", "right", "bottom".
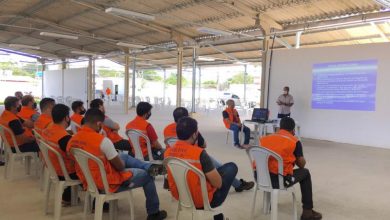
{"left": 126, "top": 129, "right": 153, "bottom": 161}
{"left": 165, "top": 137, "right": 178, "bottom": 148}
{"left": 163, "top": 157, "right": 213, "bottom": 211}
{"left": 37, "top": 139, "right": 66, "bottom": 182}
{"left": 32, "top": 128, "right": 44, "bottom": 141}
{"left": 71, "top": 148, "right": 112, "bottom": 194}
{"left": 0, "top": 124, "right": 21, "bottom": 154}
{"left": 247, "top": 146, "right": 285, "bottom": 190}
{"left": 70, "top": 121, "right": 81, "bottom": 134}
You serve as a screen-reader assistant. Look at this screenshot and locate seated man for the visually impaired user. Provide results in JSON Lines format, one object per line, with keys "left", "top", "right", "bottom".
{"left": 14, "top": 91, "right": 23, "bottom": 101}
{"left": 165, "top": 117, "right": 238, "bottom": 219}
{"left": 18, "top": 95, "right": 40, "bottom": 137}
{"left": 260, "top": 117, "right": 322, "bottom": 220}
{"left": 70, "top": 100, "right": 86, "bottom": 132}
{"left": 67, "top": 109, "right": 167, "bottom": 220}
{"left": 126, "top": 102, "right": 164, "bottom": 160}
{"left": 35, "top": 98, "right": 55, "bottom": 134}
{"left": 43, "top": 104, "right": 77, "bottom": 205}
{"left": 164, "top": 107, "right": 254, "bottom": 192}
{"left": 0, "top": 96, "right": 38, "bottom": 154}
{"left": 90, "top": 99, "right": 132, "bottom": 152}
{"left": 222, "top": 99, "right": 250, "bottom": 149}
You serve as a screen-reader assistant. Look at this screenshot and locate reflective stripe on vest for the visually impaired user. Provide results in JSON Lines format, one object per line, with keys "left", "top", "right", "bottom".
{"left": 163, "top": 123, "right": 177, "bottom": 148}
{"left": 126, "top": 116, "right": 150, "bottom": 157}
{"left": 67, "top": 126, "right": 132, "bottom": 193}
{"left": 259, "top": 130, "right": 298, "bottom": 176}
{"left": 43, "top": 124, "right": 75, "bottom": 176}
{"left": 164, "top": 140, "right": 216, "bottom": 209}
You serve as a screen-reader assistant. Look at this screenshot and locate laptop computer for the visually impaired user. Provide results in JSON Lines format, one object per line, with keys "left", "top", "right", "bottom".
{"left": 251, "top": 108, "right": 269, "bottom": 122}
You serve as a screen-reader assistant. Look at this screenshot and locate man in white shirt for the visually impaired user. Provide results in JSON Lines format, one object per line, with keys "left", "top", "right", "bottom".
{"left": 277, "top": 86, "right": 294, "bottom": 118}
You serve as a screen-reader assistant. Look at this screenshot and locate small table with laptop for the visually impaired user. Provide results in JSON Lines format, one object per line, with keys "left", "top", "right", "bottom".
{"left": 243, "top": 108, "right": 279, "bottom": 146}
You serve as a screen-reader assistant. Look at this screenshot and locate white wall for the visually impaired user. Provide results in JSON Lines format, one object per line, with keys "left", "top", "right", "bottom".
{"left": 268, "top": 42, "right": 390, "bottom": 149}
{"left": 43, "top": 68, "right": 87, "bottom": 104}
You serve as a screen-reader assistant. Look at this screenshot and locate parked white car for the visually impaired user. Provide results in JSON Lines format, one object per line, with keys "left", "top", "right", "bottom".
{"left": 219, "top": 92, "right": 241, "bottom": 106}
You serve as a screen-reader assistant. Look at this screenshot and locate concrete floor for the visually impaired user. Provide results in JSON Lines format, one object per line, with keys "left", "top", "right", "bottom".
{"left": 1, "top": 103, "right": 390, "bottom": 220}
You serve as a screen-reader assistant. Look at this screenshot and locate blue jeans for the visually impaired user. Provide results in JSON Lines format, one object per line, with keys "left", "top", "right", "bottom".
{"left": 116, "top": 154, "right": 159, "bottom": 215}
{"left": 210, "top": 156, "right": 241, "bottom": 188}
{"left": 229, "top": 124, "right": 250, "bottom": 145}
{"left": 210, "top": 162, "right": 238, "bottom": 208}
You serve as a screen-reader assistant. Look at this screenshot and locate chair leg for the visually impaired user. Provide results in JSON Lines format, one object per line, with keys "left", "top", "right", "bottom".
{"left": 44, "top": 181, "right": 52, "bottom": 214}
{"left": 83, "top": 193, "right": 91, "bottom": 220}
{"left": 292, "top": 192, "right": 298, "bottom": 220}
{"left": 71, "top": 185, "right": 79, "bottom": 206}
{"left": 8, "top": 156, "right": 15, "bottom": 180}
{"left": 250, "top": 189, "right": 258, "bottom": 220}
{"left": 25, "top": 156, "right": 31, "bottom": 175}
{"left": 127, "top": 192, "right": 135, "bottom": 220}
{"left": 270, "top": 190, "right": 279, "bottom": 220}
{"left": 54, "top": 182, "right": 65, "bottom": 220}
{"left": 94, "top": 196, "right": 104, "bottom": 220}
{"left": 263, "top": 191, "right": 271, "bottom": 214}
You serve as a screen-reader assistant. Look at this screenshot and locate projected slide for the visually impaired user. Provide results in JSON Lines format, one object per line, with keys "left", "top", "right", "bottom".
{"left": 312, "top": 60, "right": 377, "bottom": 111}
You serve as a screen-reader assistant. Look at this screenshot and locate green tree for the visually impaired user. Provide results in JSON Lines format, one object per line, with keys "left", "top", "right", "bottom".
{"left": 202, "top": 80, "right": 217, "bottom": 88}
{"left": 0, "top": 61, "right": 35, "bottom": 78}
{"left": 165, "top": 73, "right": 188, "bottom": 86}
{"left": 228, "top": 72, "right": 254, "bottom": 84}
{"left": 98, "top": 69, "right": 124, "bottom": 77}
{"left": 142, "top": 70, "right": 162, "bottom": 81}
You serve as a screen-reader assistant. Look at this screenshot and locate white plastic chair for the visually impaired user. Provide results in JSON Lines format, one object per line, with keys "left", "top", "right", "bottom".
{"left": 37, "top": 139, "right": 81, "bottom": 220}
{"left": 225, "top": 129, "right": 243, "bottom": 147}
{"left": 247, "top": 146, "right": 297, "bottom": 220}
{"left": 32, "top": 128, "right": 49, "bottom": 191}
{"left": 0, "top": 124, "right": 39, "bottom": 180}
{"left": 70, "top": 121, "right": 81, "bottom": 134}
{"left": 165, "top": 137, "right": 178, "bottom": 148}
{"left": 163, "top": 157, "right": 222, "bottom": 220}
{"left": 70, "top": 148, "right": 134, "bottom": 220}
{"left": 126, "top": 129, "right": 162, "bottom": 164}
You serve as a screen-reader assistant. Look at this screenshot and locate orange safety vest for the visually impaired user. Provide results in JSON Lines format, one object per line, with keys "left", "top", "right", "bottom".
{"left": 43, "top": 124, "right": 75, "bottom": 176}
{"left": 35, "top": 114, "right": 53, "bottom": 135}
{"left": 164, "top": 140, "right": 217, "bottom": 208}
{"left": 126, "top": 116, "right": 150, "bottom": 157}
{"left": 0, "top": 110, "right": 32, "bottom": 147}
{"left": 106, "top": 88, "right": 111, "bottom": 95}
{"left": 18, "top": 106, "right": 37, "bottom": 121}
{"left": 70, "top": 113, "right": 83, "bottom": 126}
{"left": 17, "top": 106, "right": 37, "bottom": 137}
{"left": 102, "top": 116, "right": 123, "bottom": 144}
{"left": 163, "top": 122, "right": 177, "bottom": 148}
{"left": 66, "top": 126, "right": 132, "bottom": 193}
{"left": 223, "top": 108, "right": 240, "bottom": 129}
{"left": 259, "top": 130, "right": 298, "bottom": 176}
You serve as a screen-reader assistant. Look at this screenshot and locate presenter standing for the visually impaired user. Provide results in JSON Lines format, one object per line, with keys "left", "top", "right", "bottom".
{"left": 277, "top": 86, "right": 294, "bottom": 118}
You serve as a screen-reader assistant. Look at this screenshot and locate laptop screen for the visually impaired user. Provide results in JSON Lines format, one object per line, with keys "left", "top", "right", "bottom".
{"left": 252, "top": 108, "right": 269, "bottom": 121}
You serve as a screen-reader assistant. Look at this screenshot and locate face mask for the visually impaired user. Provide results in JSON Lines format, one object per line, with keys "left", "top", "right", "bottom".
{"left": 192, "top": 133, "right": 199, "bottom": 145}
{"left": 146, "top": 112, "right": 152, "bottom": 120}
{"left": 66, "top": 118, "right": 71, "bottom": 128}
{"left": 32, "top": 102, "right": 37, "bottom": 109}
{"left": 17, "top": 105, "right": 22, "bottom": 112}
{"left": 79, "top": 109, "right": 86, "bottom": 115}
{"left": 283, "top": 91, "right": 288, "bottom": 95}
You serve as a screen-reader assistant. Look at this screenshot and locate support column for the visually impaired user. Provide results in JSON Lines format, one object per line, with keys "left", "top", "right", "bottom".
{"left": 39, "top": 59, "right": 46, "bottom": 98}
{"left": 176, "top": 47, "right": 183, "bottom": 107}
{"left": 260, "top": 37, "right": 270, "bottom": 108}
{"left": 87, "top": 57, "right": 93, "bottom": 105}
{"left": 295, "top": 31, "right": 302, "bottom": 49}
{"left": 92, "top": 59, "right": 96, "bottom": 99}
{"left": 244, "top": 64, "right": 247, "bottom": 106}
{"left": 124, "top": 51, "right": 130, "bottom": 114}
{"left": 163, "top": 68, "right": 166, "bottom": 105}
{"left": 191, "top": 47, "right": 197, "bottom": 113}
{"left": 131, "top": 55, "right": 137, "bottom": 107}
{"left": 198, "top": 66, "right": 201, "bottom": 104}
{"left": 62, "top": 59, "right": 66, "bottom": 102}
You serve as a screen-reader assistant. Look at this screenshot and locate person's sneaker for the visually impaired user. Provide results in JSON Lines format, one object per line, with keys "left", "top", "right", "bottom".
{"left": 234, "top": 144, "right": 243, "bottom": 149}
{"left": 0, "top": 161, "right": 4, "bottom": 166}
{"left": 147, "top": 210, "right": 167, "bottom": 220}
{"left": 148, "top": 164, "right": 165, "bottom": 177}
{"left": 235, "top": 179, "right": 255, "bottom": 192}
{"left": 214, "top": 213, "right": 224, "bottom": 220}
{"left": 301, "top": 210, "right": 322, "bottom": 220}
